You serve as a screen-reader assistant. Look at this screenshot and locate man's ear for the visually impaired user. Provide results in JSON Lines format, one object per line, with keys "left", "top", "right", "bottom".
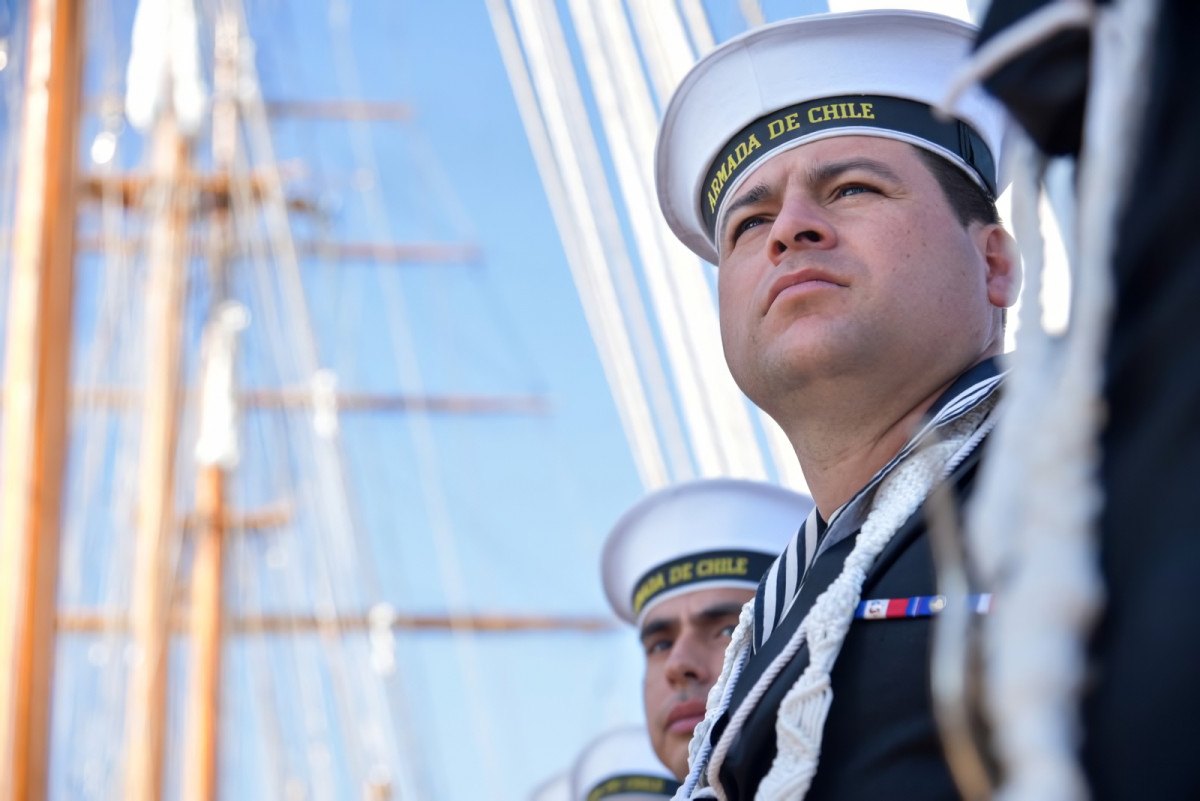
{"left": 979, "top": 223, "right": 1021, "bottom": 308}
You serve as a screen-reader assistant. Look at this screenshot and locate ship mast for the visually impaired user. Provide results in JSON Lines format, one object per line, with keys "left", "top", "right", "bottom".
{"left": 183, "top": 295, "right": 245, "bottom": 801}
{"left": 122, "top": 106, "right": 192, "bottom": 801}
{"left": 181, "top": 11, "right": 241, "bottom": 800}
{"left": 0, "top": 0, "right": 84, "bottom": 798}
{"left": 122, "top": 0, "right": 203, "bottom": 795}
{"left": 2, "top": 2, "right": 620, "bottom": 797}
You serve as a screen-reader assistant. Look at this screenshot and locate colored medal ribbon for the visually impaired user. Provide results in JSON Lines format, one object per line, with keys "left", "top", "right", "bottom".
{"left": 855, "top": 593, "right": 992, "bottom": 619}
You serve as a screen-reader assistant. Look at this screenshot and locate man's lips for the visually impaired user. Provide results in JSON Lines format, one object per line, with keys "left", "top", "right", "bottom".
{"left": 766, "top": 268, "right": 843, "bottom": 311}
{"left": 665, "top": 699, "right": 708, "bottom": 735}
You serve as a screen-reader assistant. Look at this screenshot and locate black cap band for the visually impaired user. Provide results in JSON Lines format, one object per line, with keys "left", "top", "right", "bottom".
{"left": 587, "top": 774, "right": 681, "bottom": 801}
{"left": 700, "top": 94, "right": 997, "bottom": 240}
{"left": 631, "top": 548, "right": 775, "bottom": 618}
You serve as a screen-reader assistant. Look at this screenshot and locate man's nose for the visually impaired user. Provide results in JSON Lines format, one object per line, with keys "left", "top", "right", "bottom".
{"left": 663, "top": 631, "right": 710, "bottom": 688}
{"left": 767, "top": 193, "right": 836, "bottom": 266}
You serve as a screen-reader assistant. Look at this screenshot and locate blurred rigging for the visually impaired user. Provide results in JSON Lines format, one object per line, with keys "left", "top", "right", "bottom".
{"left": 0, "top": 0, "right": 812, "bottom": 799}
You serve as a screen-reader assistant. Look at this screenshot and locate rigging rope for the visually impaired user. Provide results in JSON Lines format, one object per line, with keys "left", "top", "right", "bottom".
{"left": 490, "top": 0, "right": 670, "bottom": 489}
{"left": 623, "top": 0, "right": 766, "bottom": 481}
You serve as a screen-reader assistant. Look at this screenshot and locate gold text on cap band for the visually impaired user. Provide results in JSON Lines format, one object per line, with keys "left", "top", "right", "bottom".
{"left": 701, "top": 94, "right": 996, "bottom": 240}
{"left": 587, "top": 774, "right": 682, "bottom": 801}
{"left": 631, "top": 548, "right": 776, "bottom": 618}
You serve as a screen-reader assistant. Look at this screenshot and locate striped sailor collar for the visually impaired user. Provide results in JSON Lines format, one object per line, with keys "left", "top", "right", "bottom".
{"left": 753, "top": 358, "right": 1006, "bottom": 650}
{"left": 915, "top": 357, "right": 1005, "bottom": 427}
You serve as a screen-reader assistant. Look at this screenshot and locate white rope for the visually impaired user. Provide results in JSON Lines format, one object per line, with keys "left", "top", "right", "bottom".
{"left": 709, "top": 592, "right": 817, "bottom": 799}
{"left": 491, "top": 0, "right": 671, "bottom": 488}
{"left": 228, "top": 2, "right": 430, "bottom": 791}
{"left": 565, "top": 0, "right": 698, "bottom": 481}
{"left": 966, "top": 97, "right": 1095, "bottom": 801}
{"left": 56, "top": 2, "right": 144, "bottom": 786}
{"left": 596, "top": 0, "right": 771, "bottom": 482}
{"left": 966, "top": 133, "right": 1052, "bottom": 584}
{"left": 678, "top": 0, "right": 716, "bottom": 55}
{"left": 961, "top": 1, "right": 1160, "bottom": 798}
{"left": 738, "top": 0, "right": 766, "bottom": 29}
{"left": 625, "top": 0, "right": 696, "bottom": 104}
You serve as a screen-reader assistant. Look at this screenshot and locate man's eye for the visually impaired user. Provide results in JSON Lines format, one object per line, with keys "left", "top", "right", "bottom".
{"left": 835, "top": 184, "right": 874, "bottom": 199}
{"left": 730, "top": 215, "right": 767, "bottom": 244}
{"left": 719, "top": 624, "right": 737, "bottom": 638}
{"left": 645, "top": 638, "right": 672, "bottom": 656}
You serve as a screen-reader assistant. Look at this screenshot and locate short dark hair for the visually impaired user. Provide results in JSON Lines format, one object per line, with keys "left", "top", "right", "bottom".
{"left": 913, "top": 146, "right": 1000, "bottom": 228}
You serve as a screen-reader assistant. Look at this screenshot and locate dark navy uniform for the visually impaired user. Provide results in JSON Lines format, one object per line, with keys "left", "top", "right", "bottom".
{"left": 710, "top": 361, "right": 1000, "bottom": 800}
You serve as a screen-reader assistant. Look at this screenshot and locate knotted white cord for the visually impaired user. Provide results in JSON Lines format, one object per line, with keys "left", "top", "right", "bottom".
{"left": 969, "top": 128, "right": 1100, "bottom": 801}
{"left": 707, "top": 588, "right": 822, "bottom": 799}
{"left": 754, "top": 405, "right": 991, "bottom": 800}
{"left": 967, "top": 131, "right": 1051, "bottom": 583}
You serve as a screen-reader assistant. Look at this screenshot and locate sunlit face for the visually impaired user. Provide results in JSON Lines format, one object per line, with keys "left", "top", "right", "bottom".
{"left": 715, "top": 136, "right": 1010, "bottom": 416}
{"left": 640, "top": 587, "right": 753, "bottom": 780}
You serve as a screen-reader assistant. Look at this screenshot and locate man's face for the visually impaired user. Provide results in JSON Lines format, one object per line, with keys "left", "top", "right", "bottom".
{"left": 715, "top": 136, "right": 1011, "bottom": 414}
{"left": 640, "top": 586, "right": 753, "bottom": 780}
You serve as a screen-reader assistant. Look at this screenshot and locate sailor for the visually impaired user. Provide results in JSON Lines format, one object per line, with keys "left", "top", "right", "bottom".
{"left": 602, "top": 479, "right": 813, "bottom": 781}
{"left": 568, "top": 725, "right": 681, "bottom": 801}
{"left": 654, "top": 9, "right": 1016, "bottom": 800}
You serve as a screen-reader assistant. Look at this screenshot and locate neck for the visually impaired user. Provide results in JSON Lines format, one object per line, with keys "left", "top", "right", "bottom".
{"left": 776, "top": 360, "right": 987, "bottom": 516}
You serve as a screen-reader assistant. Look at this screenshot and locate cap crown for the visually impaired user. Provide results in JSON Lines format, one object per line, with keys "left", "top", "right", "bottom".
{"left": 655, "top": 9, "right": 1009, "bottom": 263}
{"left": 602, "top": 479, "right": 813, "bottom": 624}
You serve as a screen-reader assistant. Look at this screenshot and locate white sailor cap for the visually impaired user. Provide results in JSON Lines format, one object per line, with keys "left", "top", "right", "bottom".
{"left": 602, "top": 479, "right": 813, "bottom": 626}
{"left": 569, "top": 726, "right": 679, "bottom": 801}
{"left": 655, "top": 9, "right": 1010, "bottom": 264}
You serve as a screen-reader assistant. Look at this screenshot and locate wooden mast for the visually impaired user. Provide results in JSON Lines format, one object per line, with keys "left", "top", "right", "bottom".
{"left": 122, "top": 111, "right": 192, "bottom": 801}
{"left": 180, "top": 297, "right": 247, "bottom": 801}
{"left": 182, "top": 12, "right": 240, "bottom": 800}
{"left": 0, "top": 4, "right": 599, "bottom": 796}
{"left": 182, "top": 461, "right": 226, "bottom": 801}
{"left": 0, "top": 0, "right": 85, "bottom": 798}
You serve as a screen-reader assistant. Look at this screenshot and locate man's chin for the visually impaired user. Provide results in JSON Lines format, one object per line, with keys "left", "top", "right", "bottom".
{"left": 665, "top": 734, "right": 694, "bottom": 781}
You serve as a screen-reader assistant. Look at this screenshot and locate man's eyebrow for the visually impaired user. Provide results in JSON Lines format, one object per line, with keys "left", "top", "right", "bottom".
{"left": 721, "top": 182, "right": 773, "bottom": 230}
{"left": 807, "top": 157, "right": 902, "bottom": 187}
{"left": 691, "top": 602, "right": 747, "bottom": 624}
{"left": 639, "top": 618, "right": 673, "bottom": 642}
{"left": 719, "top": 158, "right": 901, "bottom": 239}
